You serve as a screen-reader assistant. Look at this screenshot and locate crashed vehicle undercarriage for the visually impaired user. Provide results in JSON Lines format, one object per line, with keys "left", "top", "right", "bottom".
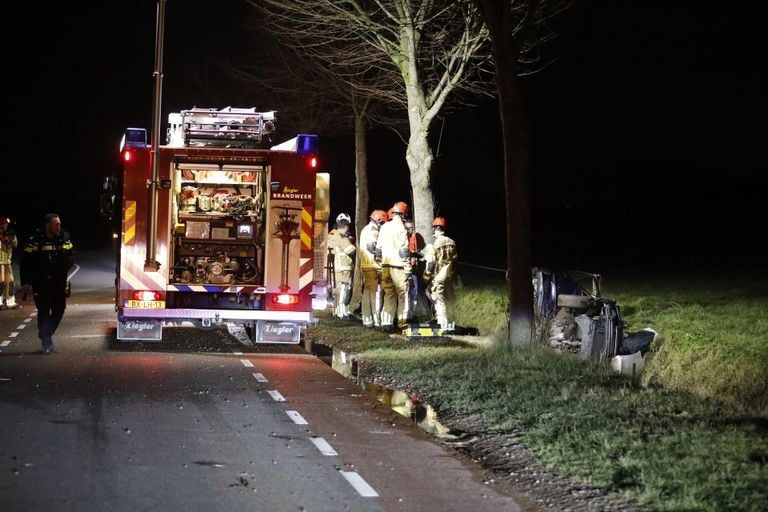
{"left": 532, "top": 268, "right": 655, "bottom": 375}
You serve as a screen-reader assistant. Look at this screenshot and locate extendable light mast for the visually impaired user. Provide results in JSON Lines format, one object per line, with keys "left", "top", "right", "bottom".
{"left": 146, "top": 0, "right": 166, "bottom": 270}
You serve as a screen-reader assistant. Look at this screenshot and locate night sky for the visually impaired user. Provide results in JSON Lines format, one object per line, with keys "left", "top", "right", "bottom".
{"left": 4, "top": 1, "right": 765, "bottom": 275}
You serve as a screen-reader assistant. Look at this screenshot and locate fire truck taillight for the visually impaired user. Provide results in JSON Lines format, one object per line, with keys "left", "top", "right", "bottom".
{"left": 272, "top": 294, "right": 299, "bottom": 305}
{"left": 308, "top": 156, "right": 318, "bottom": 169}
{"left": 132, "top": 290, "right": 163, "bottom": 302}
{"left": 123, "top": 149, "right": 134, "bottom": 163}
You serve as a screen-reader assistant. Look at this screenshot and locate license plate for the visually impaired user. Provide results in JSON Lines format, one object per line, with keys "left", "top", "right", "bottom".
{"left": 127, "top": 300, "right": 166, "bottom": 309}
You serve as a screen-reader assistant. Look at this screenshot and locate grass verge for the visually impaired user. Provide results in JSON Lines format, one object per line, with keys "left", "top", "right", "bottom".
{"left": 307, "top": 270, "right": 768, "bottom": 511}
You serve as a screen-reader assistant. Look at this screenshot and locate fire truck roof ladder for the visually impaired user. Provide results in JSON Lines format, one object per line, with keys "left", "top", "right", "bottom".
{"left": 167, "top": 107, "right": 277, "bottom": 149}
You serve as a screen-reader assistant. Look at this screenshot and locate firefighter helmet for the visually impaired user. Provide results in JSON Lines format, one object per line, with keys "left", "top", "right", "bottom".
{"left": 369, "top": 209, "right": 387, "bottom": 223}
{"left": 336, "top": 212, "right": 351, "bottom": 224}
{"left": 432, "top": 217, "right": 446, "bottom": 228}
{"left": 391, "top": 201, "right": 408, "bottom": 215}
{"left": 0, "top": 217, "right": 8, "bottom": 227}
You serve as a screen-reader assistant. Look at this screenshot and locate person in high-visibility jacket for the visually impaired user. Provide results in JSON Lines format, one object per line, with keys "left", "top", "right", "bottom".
{"left": 377, "top": 201, "right": 411, "bottom": 332}
{"left": 424, "top": 217, "right": 458, "bottom": 332}
{"left": 358, "top": 209, "right": 387, "bottom": 328}
{"left": 327, "top": 213, "right": 356, "bottom": 319}
{"left": 20, "top": 213, "right": 75, "bottom": 354}
{"left": 0, "top": 217, "right": 19, "bottom": 309}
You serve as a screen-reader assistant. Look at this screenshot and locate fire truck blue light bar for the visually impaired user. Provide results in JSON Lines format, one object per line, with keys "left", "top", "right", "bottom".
{"left": 295, "top": 134, "right": 319, "bottom": 155}
{"left": 124, "top": 128, "right": 147, "bottom": 148}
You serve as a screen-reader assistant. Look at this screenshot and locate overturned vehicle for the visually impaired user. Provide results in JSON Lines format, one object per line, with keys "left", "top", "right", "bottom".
{"left": 532, "top": 268, "right": 655, "bottom": 375}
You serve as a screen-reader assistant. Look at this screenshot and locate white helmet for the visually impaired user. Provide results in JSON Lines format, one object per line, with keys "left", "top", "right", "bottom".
{"left": 336, "top": 213, "right": 351, "bottom": 224}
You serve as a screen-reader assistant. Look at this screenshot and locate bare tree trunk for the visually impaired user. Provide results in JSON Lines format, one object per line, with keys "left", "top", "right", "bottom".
{"left": 498, "top": 60, "right": 533, "bottom": 347}
{"left": 351, "top": 111, "right": 369, "bottom": 310}
{"left": 406, "top": 125, "right": 435, "bottom": 234}
{"left": 476, "top": 0, "right": 533, "bottom": 346}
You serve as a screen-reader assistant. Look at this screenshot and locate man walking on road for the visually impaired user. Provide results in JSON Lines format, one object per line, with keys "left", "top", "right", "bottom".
{"left": 20, "top": 213, "right": 74, "bottom": 354}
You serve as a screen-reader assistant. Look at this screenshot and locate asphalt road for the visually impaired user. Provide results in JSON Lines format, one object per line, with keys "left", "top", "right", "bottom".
{"left": 0, "top": 251, "right": 527, "bottom": 512}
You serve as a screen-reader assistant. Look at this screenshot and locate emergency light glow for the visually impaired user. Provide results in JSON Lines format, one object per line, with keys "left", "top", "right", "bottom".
{"left": 295, "top": 134, "right": 319, "bottom": 155}
{"left": 123, "top": 150, "right": 134, "bottom": 163}
{"left": 132, "top": 290, "right": 162, "bottom": 302}
{"left": 272, "top": 294, "right": 299, "bottom": 305}
{"left": 308, "top": 156, "right": 318, "bottom": 169}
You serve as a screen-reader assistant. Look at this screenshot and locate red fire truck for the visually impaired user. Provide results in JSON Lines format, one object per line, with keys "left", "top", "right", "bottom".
{"left": 105, "top": 107, "right": 330, "bottom": 343}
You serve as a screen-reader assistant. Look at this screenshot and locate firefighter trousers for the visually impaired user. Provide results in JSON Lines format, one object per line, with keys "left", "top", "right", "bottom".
{"left": 430, "top": 276, "right": 456, "bottom": 331}
{"left": 33, "top": 286, "right": 67, "bottom": 351}
{"left": 381, "top": 265, "right": 408, "bottom": 329}
{"left": 0, "top": 263, "right": 16, "bottom": 307}
{"left": 361, "top": 269, "right": 381, "bottom": 327}
{"left": 333, "top": 270, "right": 352, "bottom": 318}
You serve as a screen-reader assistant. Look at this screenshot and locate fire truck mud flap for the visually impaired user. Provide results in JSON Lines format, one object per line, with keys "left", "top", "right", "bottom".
{"left": 117, "top": 318, "right": 163, "bottom": 342}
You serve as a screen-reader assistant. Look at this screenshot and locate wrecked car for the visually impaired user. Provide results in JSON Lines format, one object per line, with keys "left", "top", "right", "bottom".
{"left": 532, "top": 268, "right": 655, "bottom": 374}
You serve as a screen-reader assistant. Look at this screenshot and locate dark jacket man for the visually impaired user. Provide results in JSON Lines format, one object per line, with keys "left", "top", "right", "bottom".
{"left": 20, "top": 213, "right": 74, "bottom": 354}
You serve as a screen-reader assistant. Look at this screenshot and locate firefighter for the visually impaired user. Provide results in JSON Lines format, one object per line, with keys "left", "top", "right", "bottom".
{"left": 424, "top": 217, "right": 458, "bottom": 332}
{"left": 327, "top": 213, "right": 355, "bottom": 319}
{"left": 378, "top": 201, "right": 410, "bottom": 332}
{"left": 403, "top": 218, "right": 431, "bottom": 322}
{"left": 359, "top": 209, "right": 387, "bottom": 328}
{"left": 20, "top": 213, "right": 75, "bottom": 354}
{"left": 0, "top": 217, "right": 19, "bottom": 309}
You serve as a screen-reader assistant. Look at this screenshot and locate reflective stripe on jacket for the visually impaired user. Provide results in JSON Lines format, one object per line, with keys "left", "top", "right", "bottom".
{"left": 20, "top": 230, "right": 74, "bottom": 288}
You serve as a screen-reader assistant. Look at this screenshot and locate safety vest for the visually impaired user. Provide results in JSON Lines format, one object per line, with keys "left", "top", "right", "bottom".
{"left": 378, "top": 215, "right": 409, "bottom": 268}
{"left": 328, "top": 231, "right": 355, "bottom": 272}
{"left": 0, "top": 230, "right": 16, "bottom": 265}
{"left": 20, "top": 230, "right": 74, "bottom": 288}
{"left": 432, "top": 233, "right": 457, "bottom": 281}
{"left": 358, "top": 221, "right": 380, "bottom": 271}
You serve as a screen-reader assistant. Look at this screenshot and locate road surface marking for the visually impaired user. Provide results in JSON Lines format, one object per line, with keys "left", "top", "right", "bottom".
{"left": 340, "top": 471, "right": 378, "bottom": 497}
{"left": 310, "top": 437, "right": 338, "bottom": 456}
{"left": 286, "top": 411, "right": 308, "bottom": 425}
{"left": 240, "top": 359, "right": 254, "bottom": 368}
{"left": 23, "top": 318, "right": 31, "bottom": 323}
{"left": 252, "top": 373, "right": 268, "bottom": 383}
{"left": 9, "top": 332, "right": 18, "bottom": 338}
{"left": 1, "top": 341, "right": 10, "bottom": 347}
{"left": 16, "top": 324, "right": 26, "bottom": 330}
{"left": 230, "top": 349, "right": 243, "bottom": 355}
{"left": 266, "top": 390, "right": 285, "bottom": 402}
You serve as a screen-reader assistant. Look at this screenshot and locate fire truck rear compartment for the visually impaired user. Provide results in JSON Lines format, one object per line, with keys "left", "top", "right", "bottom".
{"left": 170, "top": 165, "right": 266, "bottom": 288}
